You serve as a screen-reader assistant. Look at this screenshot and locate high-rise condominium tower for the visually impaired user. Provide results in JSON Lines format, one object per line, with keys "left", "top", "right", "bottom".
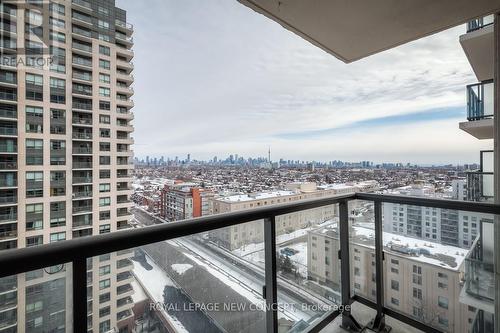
{"left": 0, "top": 0, "right": 135, "bottom": 331}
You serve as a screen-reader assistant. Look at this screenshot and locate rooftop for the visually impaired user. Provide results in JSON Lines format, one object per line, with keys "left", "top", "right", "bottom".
{"left": 313, "top": 223, "right": 468, "bottom": 270}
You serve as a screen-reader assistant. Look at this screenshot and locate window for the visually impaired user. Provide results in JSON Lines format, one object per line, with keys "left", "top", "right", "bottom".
{"left": 99, "top": 101, "right": 110, "bottom": 110}
{"left": 99, "top": 115, "right": 110, "bottom": 124}
{"left": 100, "top": 129, "right": 110, "bottom": 138}
{"left": 438, "top": 272, "right": 448, "bottom": 279}
{"left": 391, "top": 267, "right": 399, "bottom": 274}
{"left": 97, "top": 6, "right": 109, "bottom": 16}
{"left": 26, "top": 203, "right": 43, "bottom": 231}
{"left": 391, "top": 259, "right": 399, "bottom": 265}
{"left": 50, "top": 77, "right": 65, "bottom": 89}
{"left": 99, "top": 211, "right": 110, "bottom": 221}
{"left": 99, "top": 184, "right": 110, "bottom": 193}
{"left": 26, "top": 300, "right": 43, "bottom": 313}
{"left": 50, "top": 30, "right": 66, "bottom": 43}
{"left": 99, "top": 142, "right": 111, "bottom": 152}
{"left": 99, "top": 292, "right": 110, "bottom": 304}
{"left": 99, "top": 197, "right": 111, "bottom": 207}
{"left": 26, "top": 171, "right": 43, "bottom": 198}
{"left": 438, "top": 296, "right": 449, "bottom": 309}
{"left": 99, "top": 156, "right": 110, "bottom": 165}
{"left": 412, "top": 287, "right": 422, "bottom": 300}
{"left": 99, "top": 73, "right": 110, "bottom": 84}
{"left": 99, "top": 265, "right": 110, "bottom": 276}
{"left": 99, "top": 279, "right": 110, "bottom": 290}
{"left": 99, "top": 87, "right": 110, "bottom": 97}
{"left": 99, "top": 45, "right": 110, "bottom": 56}
{"left": 50, "top": 201, "right": 66, "bottom": 227}
{"left": 97, "top": 20, "right": 110, "bottom": 29}
{"left": 100, "top": 170, "right": 111, "bottom": 179}
{"left": 99, "top": 59, "right": 110, "bottom": 70}
{"left": 26, "top": 106, "right": 43, "bottom": 133}
{"left": 390, "top": 298, "right": 399, "bottom": 306}
{"left": 391, "top": 280, "right": 399, "bottom": 291}
{"left": 50, "top": 17, "right": 65, "bottom": 28}
{"left": 50, "top": 2, "right": 65, "bottom": 15}
{"left": 26, "top": 74, "right": 43, "bottom": 101}
{"left": 99, "top": 224, "right": 110, "bottom": 234}
{"left": 50, "top": 232, "right": 66, "bottom": 243}
{"left": 438, "top": 316, "right": 449, "bottom": 328}
{"left": 26, "top": 139, "right": 43, "bottom": 165}
{"left": 26, "top": 235, "right": 43, "bottom": 247}
{"left": 98, "top": 33, "right": 110, "bottom": 42}
{"left": 26, "top": 73, "right": 43, "bottom": 87}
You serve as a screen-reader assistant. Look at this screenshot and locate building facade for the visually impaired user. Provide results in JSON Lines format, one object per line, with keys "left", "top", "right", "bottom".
{"left": 210, "top": 181, "right": 379, "bottom": 250}
{"left": 308, "top": 224, "right": 475, "bottom": 333}
{"left": 0, "top": 0, "right": 135, "bottom": 331}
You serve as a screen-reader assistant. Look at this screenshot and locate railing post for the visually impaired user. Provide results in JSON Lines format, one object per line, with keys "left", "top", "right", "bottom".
{"left": 367, "top": 200, "right": 390, "bottom": 332}
{"left": 264, "top": 216, "right": 278, "bottom": 333}
{"left": 73, "top": 257, "right": 88, "bottom": 333}
{"left": 339, "top": 199, "right": 362, "bottom": 331}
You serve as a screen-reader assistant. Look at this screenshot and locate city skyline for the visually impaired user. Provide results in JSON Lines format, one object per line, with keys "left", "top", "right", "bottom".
{"left": 118, "top": 0, "right": 490, "bottom": 164}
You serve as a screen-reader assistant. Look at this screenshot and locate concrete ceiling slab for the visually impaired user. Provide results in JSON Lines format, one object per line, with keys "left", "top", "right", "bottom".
{"left": 239, "top": 0, "right": 500, "bottom": 63}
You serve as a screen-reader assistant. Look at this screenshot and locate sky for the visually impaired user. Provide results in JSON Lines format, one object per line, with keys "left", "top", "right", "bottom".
{"left": 117, "top": 0, "right": 492, "bottom": 165}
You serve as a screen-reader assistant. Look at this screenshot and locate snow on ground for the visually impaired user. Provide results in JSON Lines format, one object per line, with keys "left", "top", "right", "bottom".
{"left": 181, "top": 251, "right": 266, "bottom": 307}
{"left": 171, "top": 263, "right": 193, "bottom": 275}
{"left": 133, "top": 255, "right": 175, "bottom": 302}
{"left": 133, "top": 255, "right": 190, "bottom": 333}
{"left": 131, "top": 280, "right": 148, "bottom": 303}
{"left": 281, "top": 242, "right": 308, "bottom": 277}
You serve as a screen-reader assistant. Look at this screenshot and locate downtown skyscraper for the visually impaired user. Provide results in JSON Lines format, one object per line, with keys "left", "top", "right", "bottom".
{"left": 0, "top": 0, "right": 135, "bottom": 331}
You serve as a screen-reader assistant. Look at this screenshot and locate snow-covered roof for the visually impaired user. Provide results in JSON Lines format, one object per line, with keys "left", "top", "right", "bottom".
{"left": 218, "top": 190, "right": 297, "bottom": 203}
{"left": 313, "top": 224, "right": 468, "bottom": 271}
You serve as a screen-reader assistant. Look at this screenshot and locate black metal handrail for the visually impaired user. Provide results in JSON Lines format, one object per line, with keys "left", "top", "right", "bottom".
{"left": 0, "top": 192, "right": 499, "bottom": 333}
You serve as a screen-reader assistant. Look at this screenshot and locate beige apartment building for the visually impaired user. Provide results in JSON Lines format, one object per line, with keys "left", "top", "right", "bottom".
{"left": 0, "top": 0, "right": 135, "bottom": 332}
{"left": 210, "top": 181, "right": 378, "bottom": 250}
{"left": 308, "top": 224, "right": 476, "bottom": 332}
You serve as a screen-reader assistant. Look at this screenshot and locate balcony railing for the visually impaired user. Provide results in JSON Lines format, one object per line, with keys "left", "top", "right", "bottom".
{"left": 0, "top": 193, "right": 499, "bottom": 333}
{"left": 467, "top": 81, "right": 493, "bottom": 121}
{"left": 467, "top": 15, "right": 494, "bottom": 33}
{"left": 464, "top": 236, "right": 494, "bottom": 302}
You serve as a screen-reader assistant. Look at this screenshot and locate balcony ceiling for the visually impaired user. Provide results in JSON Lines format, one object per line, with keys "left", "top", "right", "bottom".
{"left": 459, "top": 118, "right": 494, "bottom": 140}
{"left": 238, "top": 0, "right": 500, "bottom": 63}
{"left": 460, "top": 25, "right": 494, "bottom": 81}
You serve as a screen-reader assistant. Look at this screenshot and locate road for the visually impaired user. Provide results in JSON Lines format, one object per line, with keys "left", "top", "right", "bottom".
{"left": 131, "top": 207, "right": 337, "bottom": 326}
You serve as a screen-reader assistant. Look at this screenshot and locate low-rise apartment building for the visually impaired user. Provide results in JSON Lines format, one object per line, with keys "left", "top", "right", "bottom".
{"left": 308, "top": 223, "right": 475, "bottom": 332}
{"left": 210, "top": 181, "right": 379, "bottom": 250}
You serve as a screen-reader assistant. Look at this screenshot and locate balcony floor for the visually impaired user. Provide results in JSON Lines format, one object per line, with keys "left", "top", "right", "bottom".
{"left": 320, "top": 302, "right": 423, "bottom": 333}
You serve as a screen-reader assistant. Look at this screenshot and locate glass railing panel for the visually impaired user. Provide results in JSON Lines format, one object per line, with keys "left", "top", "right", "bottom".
{"left": 467, "top": 15, "right": 495, "bottom": 32}
{"left": 467, "top": 82, "right": 494, "bottom": 121}
{"left": 275, "top": 203, "right": 342, "bottom": 332}
{"left": 89, "top": 210, "right": 268, "bottom": 333}
{"left": 381, "top": 202, "right": 496, "bottom": 332}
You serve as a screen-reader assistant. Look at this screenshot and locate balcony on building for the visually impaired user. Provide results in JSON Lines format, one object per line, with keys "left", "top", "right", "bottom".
{"left": 115, "top": 32, "right": 134, "bottom": 47}
{"left": 116, "top": 44, "right": 134, "bottom": 61}
{"left": 72, "top": 171, "right": 92, "bottom": 185}
{"left": 71, "top": 10, "right": 93, "bottom": 28}
{"left": 467, "top": 150, "right": 494, "bottom": 202}
{"left": 459, "top": 81, "right": 494, "bottom": 139}
{"left": 115, "top": 19, "right": 133, "bottom": 35}
{"left": 460, "top": 16, "right": 494, "bottom": 82}
{"left": 116, "top": 69, "right": 134, "bottom": 84}
{"left": 72, "top": 156, "right": 92, "bottom": 170}
{"left": 72, "top": 185, "right": 92, "bottom": 200}
{"left": 72, "top": 0, "right": 93, "bottom": 13}
{"left": 72, "top": 199, "right": 92, "bottom": 215}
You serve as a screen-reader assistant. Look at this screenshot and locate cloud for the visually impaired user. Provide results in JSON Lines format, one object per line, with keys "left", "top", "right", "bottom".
{"left": 117, "top": 0, "right": 490, "bottom": 164}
